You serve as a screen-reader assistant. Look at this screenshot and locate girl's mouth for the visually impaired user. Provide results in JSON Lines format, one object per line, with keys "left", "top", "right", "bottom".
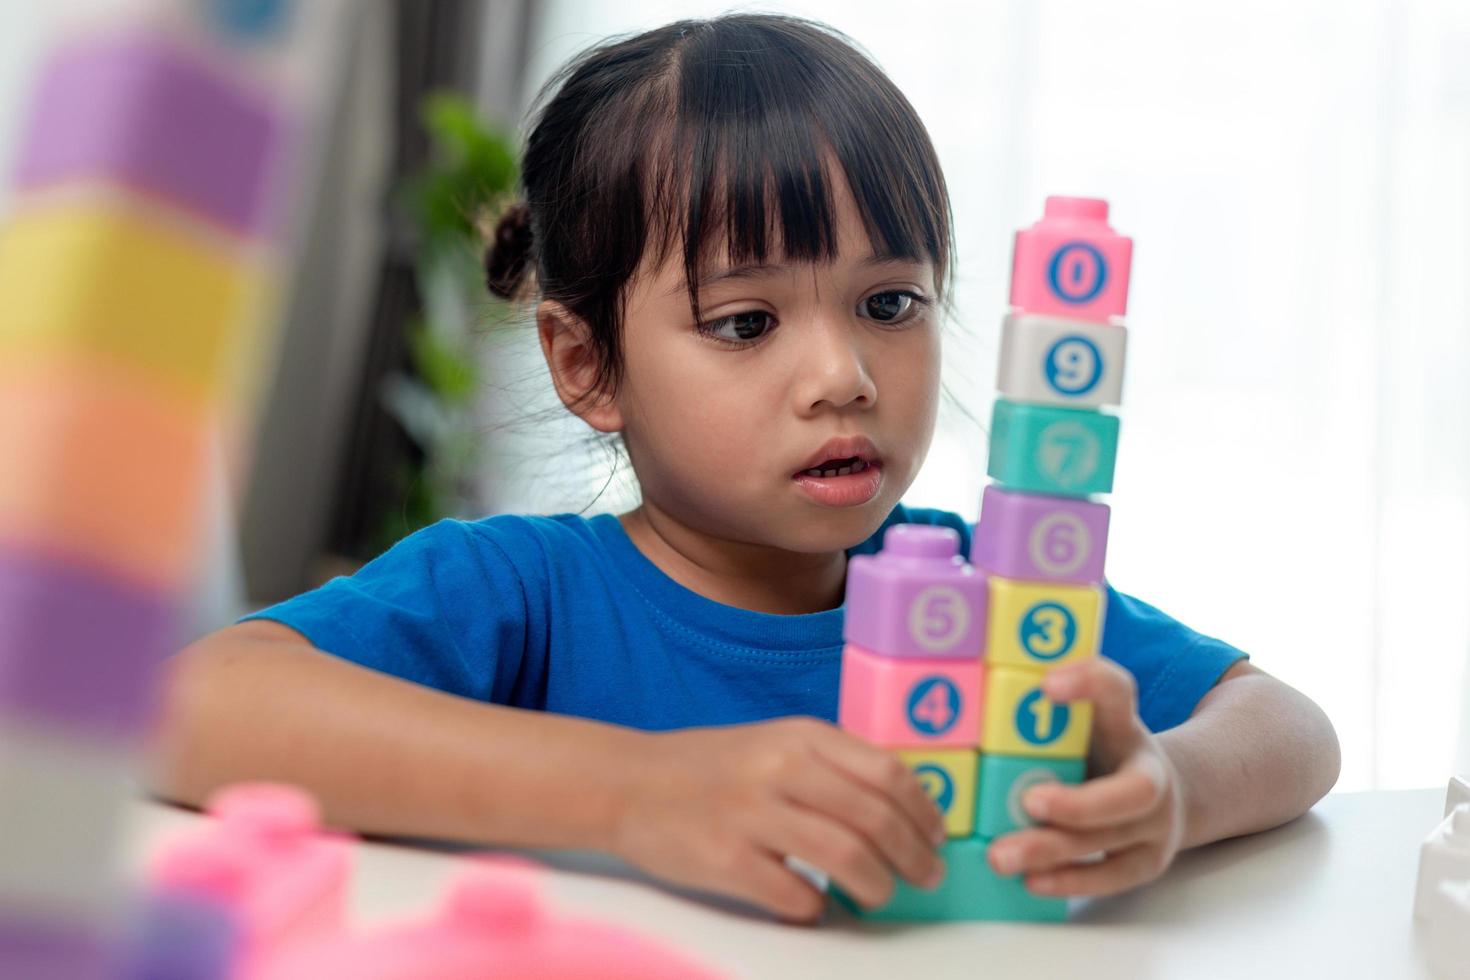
{"left": 792, "top": 457, "right": 883, "bottom": 508}
{"left": 799, "top": 456, "right": 872, "bottom": 478}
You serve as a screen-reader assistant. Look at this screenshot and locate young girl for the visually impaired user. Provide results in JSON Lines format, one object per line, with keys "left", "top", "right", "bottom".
{"left": 154, "top": 13, "right": 1341, "bottom": 923}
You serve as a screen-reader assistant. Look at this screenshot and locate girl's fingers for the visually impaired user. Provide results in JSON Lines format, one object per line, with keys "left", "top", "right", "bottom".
{"left": 988, "top": 818, "right": 1149, "bottom": 876}
{"left": 1022, "top": 757, "right": 1165, "bottom": 830}
{"left": 763, "top": 805, "right": 897, "bottom": 909}
{"left": 780, "top": 760, "right": 942, "bottom": 888}
{"left": 1024, "top": 842, "right": 1164, "bottom": 898}
{"left": 807, "top": 725, "right": 946, "bottom": 845}
{"left": 722, "top": 847, "right": 828, "bottom": 923}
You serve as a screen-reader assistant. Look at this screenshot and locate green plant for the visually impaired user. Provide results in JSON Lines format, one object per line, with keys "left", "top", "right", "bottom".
{"left": 376, "top": 92, "right": 519, "bottom": 550}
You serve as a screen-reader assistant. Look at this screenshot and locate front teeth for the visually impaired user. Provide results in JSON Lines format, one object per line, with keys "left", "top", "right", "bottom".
{"left": 803, "top": 460, "right": 870, "bottom": 478}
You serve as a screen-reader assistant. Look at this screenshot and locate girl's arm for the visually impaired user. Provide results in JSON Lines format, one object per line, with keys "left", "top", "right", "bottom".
{"left": 150, "top": 620, "right": 947, "bottom": 921}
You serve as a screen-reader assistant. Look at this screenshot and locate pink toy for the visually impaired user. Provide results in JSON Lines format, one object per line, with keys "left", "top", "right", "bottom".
{"left": 844, "top": 524, "right": 987, "bottom": 659}
{"left": 147, "top": 783, "right": 352, "bottom": 973}
{"left": 1008, "top": 196, "right": 1133, "bottom": 324}
{"left": 838, "top": 643, "right": 983, "bottom": 747}
{"left": 254, "top": 857, "right": 724, "bottom": 980}
{"left": 971, "top": 485, "right": 1110, "bottom": 585}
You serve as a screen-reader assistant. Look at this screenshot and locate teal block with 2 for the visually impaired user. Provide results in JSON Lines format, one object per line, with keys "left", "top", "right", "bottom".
{"left": 977, "top": 754, "right": 1087, "bottom": 839}
{"left": 836, "top": 837, "right": 1067, "bottom": 922}
{"left": 987, "top": 399, "right": 1119, "bottom": 497}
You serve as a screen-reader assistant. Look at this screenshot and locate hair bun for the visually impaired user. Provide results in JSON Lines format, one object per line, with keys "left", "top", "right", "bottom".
{"left": 485, "top": 200, "right": 534, "bottom": 301}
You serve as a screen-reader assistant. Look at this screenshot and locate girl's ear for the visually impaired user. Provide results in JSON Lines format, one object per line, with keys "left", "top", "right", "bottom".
{"left": 536, "top": 300, "right": 624, "bottom": 433}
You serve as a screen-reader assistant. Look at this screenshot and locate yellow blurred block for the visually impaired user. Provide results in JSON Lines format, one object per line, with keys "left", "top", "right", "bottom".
{"left": 981, "top": 665, "right": 1092, "bottom": 759}
{"left": 0, "top": 198, "right": 265, "bottom": 408}
{"left": 985, "top": 577, "right": 1103, "bottom": 671}
{"left": 897, "top": 748, "right": 977, "bottom": 838}
{"left": 0, "top": 355, "right": 209, "bottom": 591}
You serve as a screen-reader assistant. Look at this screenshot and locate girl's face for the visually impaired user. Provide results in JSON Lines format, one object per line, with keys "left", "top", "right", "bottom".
{"left": 611, "top": 175, "right": 941, "bottom": 555}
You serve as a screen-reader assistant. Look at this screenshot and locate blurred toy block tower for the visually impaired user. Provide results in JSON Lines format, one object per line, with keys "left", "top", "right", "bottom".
{"left": 837, "top": 196, "right": 1132, "bottom": 921}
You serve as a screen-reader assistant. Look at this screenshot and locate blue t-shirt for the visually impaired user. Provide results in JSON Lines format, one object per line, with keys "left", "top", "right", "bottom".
{"left": 241, "top": 504, "right": 1248, "bottom": 734}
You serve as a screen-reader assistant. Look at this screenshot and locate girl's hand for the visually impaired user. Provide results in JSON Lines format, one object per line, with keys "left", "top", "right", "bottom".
{"left": 610, "top": 717, "right": 947, "bottom": 922}
{"left": 986, "top": 656, "right": 1189, "bottom": 897}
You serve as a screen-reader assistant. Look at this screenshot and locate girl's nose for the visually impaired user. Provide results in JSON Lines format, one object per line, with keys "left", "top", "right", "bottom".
{"left": 793, "top": 316, "right": 878, "bottom": 414}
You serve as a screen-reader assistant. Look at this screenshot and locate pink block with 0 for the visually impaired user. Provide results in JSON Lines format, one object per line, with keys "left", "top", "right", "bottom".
{"left": 971, "top": 484, "right": 1110, "bottom": 585}
{"left": 1009, "top": 197, "right": 1133, "bottom": 324}
{"left": 844, "top": 523, "right": 988, "bottom": 659}
{"left": 838, "top": 644, "right": 983, "bottom": 747}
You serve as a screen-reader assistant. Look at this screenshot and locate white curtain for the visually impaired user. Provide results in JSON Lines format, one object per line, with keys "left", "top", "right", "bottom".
{"left": 521, "top": 0, "right": 1470, "bottom": 791}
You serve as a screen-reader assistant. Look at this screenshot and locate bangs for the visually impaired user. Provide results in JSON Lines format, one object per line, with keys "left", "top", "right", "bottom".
{"left": 638, "top": 19, "right": 953, "bottom": 322}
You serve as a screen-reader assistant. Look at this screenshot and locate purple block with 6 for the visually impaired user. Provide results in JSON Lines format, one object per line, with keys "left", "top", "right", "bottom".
{"left": 843, "top": 524, "right": 987, "bottom": 659}
{"left": 971, "top": 485, "right": 1110, "bottom": 585}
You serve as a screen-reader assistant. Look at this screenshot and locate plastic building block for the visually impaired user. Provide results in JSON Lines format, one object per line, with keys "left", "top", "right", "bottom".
{"left": 976, "top": 755, "right": 1087, "bottom": 838}
{"left": 839, "top": 837, "right": 1066, "bottom": 922}
{"left": 844, "top": 524, "right": 987, "bottom": 659}
{"left": 0, "top": 912, "right": 116, "bottom": 980}
{"left": 0, "top": 358, "right": 210, "bottom": 591}
{"left": 838, "top": 644, "right": 983, "bottom": 748}
{"left": 897, "top": 749, "right": 979, "bottom": 838}
{"left": 1009, "top": 196, "right": 1132, "bottom": 324}
{"left": 1447, "top": 774, "right": 1469, "bottom": 818}
{"left": 14, "top": 30, "right": 285, "bottom": 236}
{"left": 1426, "top": 878, "right": 1470, "bottom": 979}
{"left": 784, "top": 855, "right": 830, "bottom": 893}
{"left": 0, "top": 720, "right": 133, "bottom": 917}
{"left": 148, "top": 782, "right": 352, "bottom": 970}
{"left": 118, "top": 888, "right": 240, "bottom": 980}
{"left": 972, "top": 485, "right": 1111, "bottom": 585}
{"left": 987, "top": 400, "right": 1119, "bottom": 497}
{"left": 254, "top": 858, "right": 724, "bottom": 980}
{"left": 0, "top": 547, "right": 174, "bottom": 738}
{"left": 1414, "top": 804, "right": 1470, "bottom": 920}
{"left": 0, "top": 201, "right": 263, "bottom": 408}
{"left": 982, "top": 666, "right": 1093, "bottom": 759}
{"left": 997, "top": 313, "right": 1128, "bottom": 409}
{"left": 985, "top": 578, "right": 1104, "bottom": 671}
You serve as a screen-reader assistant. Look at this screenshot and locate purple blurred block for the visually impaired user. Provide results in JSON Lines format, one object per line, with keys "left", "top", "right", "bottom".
{"left": 119, "top": 889, "right": 240, "bottom": 980}
{"left": 0, "top": 547, "right": 178, "bottom": 740}
{"left": 0, "top": 912, "right": 116, "bottom": 980}
{"left": 843, "top": 524, "right": 987, "bottom": 659}
{"left": 12, "top": 29, "right": 287, "bottom": 238}
{"left": 972, "top": 484, "right": 1110, "bottom": 585}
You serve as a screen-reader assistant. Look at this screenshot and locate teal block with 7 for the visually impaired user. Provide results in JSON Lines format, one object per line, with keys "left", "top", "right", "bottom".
{"left": 977, "top": 754, "right": 1087, "bottom": 838}
{"left": 836, "top": 837, "right": 1067, "bottom": 922}
{"left": 987, "top": 399, "right": 1119, "bottom": 497}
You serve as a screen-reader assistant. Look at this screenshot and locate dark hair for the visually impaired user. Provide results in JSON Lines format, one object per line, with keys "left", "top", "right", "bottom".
{"left": 484, "top": 12, "right": 956, "bottom": 404}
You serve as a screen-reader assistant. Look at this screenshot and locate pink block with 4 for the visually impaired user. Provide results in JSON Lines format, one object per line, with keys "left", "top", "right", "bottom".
{"left": 1009, "top": 196, "right": 1133, "bottom": 324}
{"left": 972, "top": 484, "right": 1110, "bottom": 584}
{"left": 845, "top": 524, "right": 988, "bottom": 658}
{"left": 839, "top": 643, "right": 983, "bottom": 747}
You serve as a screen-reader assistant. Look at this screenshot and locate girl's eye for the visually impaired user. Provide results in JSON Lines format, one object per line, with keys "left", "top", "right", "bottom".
{"left": 862, "top": 289, "right": 932, "bottom": 325}
{"left": 695, "top": 290, "right": 932, "bottom": 347}
{"left": 697, "top": 310, "right": 776, "bottom": 345}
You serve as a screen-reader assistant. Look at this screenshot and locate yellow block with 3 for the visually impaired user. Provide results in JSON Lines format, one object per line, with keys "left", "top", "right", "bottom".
{"left": 897, "top": 748, "right": 977, "bottom": 837}
{"left": 986, "top": 577, "right": 1103, "bottom": 671}
{"left": 981, "top": 666, "right": 1093, "bottom": 759}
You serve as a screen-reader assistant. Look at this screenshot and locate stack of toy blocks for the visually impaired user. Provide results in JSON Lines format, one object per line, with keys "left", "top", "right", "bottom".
{"left": 0, "top": 4, "right": 294, "bottom": 975}
{"left": 837, "top": 196, "right": 1132, "bottom": 921}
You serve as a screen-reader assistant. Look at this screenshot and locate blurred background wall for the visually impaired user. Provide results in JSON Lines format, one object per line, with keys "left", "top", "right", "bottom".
{"left": 3, "top": 0, "right": 1466, "bottom": 793}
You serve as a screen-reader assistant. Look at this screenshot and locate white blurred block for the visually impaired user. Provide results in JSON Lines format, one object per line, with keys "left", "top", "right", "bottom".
{"left": 1446, "top": 774, "right": 1469, "bottom": 819}
{"left": 1415, "top": 804, "right": 1470, "bottom": 921}
{"left": 1426, "top": 878, "right": 1470, "bottom": 979}
{"left": 784, "top": 855, "right": 829, "bottom": 893}
{"left": 996, "top": 312, "right": 1127, "bottom": 409}
{"left": 0, "top": 722, "right": 133, "bottom": 918}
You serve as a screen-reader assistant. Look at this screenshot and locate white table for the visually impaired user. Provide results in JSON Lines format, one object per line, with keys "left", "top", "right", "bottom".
{"left": 126, "top": 788, "right": 1448, "bottom": 979}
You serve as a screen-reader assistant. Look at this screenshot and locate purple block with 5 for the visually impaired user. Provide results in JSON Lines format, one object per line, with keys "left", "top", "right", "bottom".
{"left": 844, "top": 524, "right": 988, "bottom": 659}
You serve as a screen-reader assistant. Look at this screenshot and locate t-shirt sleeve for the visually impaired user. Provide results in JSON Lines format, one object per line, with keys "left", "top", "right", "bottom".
{"left": 237, "top": 518, "right": 530, "bottom": 703}
{"left": 1101, "top": 585, "right": 1249, "bottom": 733}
